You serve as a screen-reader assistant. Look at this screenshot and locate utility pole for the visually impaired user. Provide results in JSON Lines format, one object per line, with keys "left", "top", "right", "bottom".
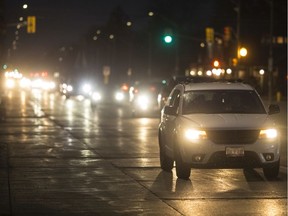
{"left": 0, "top": 0, "right": 6, "bottom": 69}
{"left": 235, "top": 0, "right": 241, "bottom": 79}
{"left": 267, "top": 0, "right": 274, "bottom": 103}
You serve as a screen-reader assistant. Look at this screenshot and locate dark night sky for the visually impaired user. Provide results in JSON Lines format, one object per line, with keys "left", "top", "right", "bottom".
{"left": 4, "top": 0, "right": 287, "bottom": 83}
{"left": 6, "top": 0, "right": 152, "bottom": 54}
{"left": 5, "top": 0, "right": 286, "bottom": 52}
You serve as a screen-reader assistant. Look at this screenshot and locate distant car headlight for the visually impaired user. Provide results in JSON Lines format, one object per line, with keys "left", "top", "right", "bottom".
{"left": 92, "top": 92, "right": 101, "bottom": 101}
{"left": 82, "top": 84, "right": 92, "bottom": 94}
{"left": 184, "top": 129, "right": 207, "bottom": 140}
{"left": 136, "top": 95, "right": 150, "bottom": 110}
{"left": 6, "top": 79, "right": 15, "bottom": 89}
{"left": 20, "top": 78, "right": 31, "bottom": 88}
{"left": 115, "top": 92, "right": 125, "bottom": 101}
{"left": 48, "top": 81, "right": 56, "bottom": 90}
{"left": 42, "top": 81, "right": 55, "bottom": 90}
{"left": 259, "top": 129, "right": 278, "bottom": 139}
{"left": 31, "top": 79, "right": 43, "bottom": 89}
{"left": 67, "top": 85, "right": 73, "bottom": 92}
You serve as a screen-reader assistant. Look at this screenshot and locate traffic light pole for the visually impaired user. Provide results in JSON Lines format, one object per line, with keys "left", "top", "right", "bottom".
{"left": 162, "top": 29, "right": 179, "bottom": 76}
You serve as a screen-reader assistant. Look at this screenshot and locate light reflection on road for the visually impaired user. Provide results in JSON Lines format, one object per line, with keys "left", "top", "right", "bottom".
{"left": 9, "top": 90, "right": 285, "bottom": 215}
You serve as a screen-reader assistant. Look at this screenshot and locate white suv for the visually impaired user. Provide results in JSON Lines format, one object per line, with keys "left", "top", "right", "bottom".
{"left": 158, "top": 82, "right": 281, "bottom": 180}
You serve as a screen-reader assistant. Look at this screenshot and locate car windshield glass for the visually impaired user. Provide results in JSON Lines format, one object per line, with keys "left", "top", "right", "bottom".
{"left": 182, "top": 90, "right": 266, "bottom": 114}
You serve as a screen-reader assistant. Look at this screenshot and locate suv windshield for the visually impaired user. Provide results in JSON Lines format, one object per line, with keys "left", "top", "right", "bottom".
{"left": 182, "top": 90, "right": 266, "bottom": 114}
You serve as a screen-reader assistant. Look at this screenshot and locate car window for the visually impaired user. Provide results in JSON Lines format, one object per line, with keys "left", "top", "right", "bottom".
{"left": 182, "top": 90, "right": 266, "bottom": 114}
{"left": 168, "top": 89, "right": 181, "bottom": 108}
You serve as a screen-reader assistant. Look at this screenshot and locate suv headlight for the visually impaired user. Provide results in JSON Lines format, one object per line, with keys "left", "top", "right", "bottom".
{"left": 259, "top": 129, "right": 278, "bottom": 139}
{"left": 184, "top": 129, "right": 207, "bottom": 140}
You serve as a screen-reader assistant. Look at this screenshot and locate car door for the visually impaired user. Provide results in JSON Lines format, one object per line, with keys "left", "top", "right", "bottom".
{"left": 162, "top": 88, "right": 181, "bottom": 155}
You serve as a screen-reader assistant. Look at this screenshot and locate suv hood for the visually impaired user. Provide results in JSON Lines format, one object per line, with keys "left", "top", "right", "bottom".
{"left": 181, "top": 114, "right": 275, "bottom": 129}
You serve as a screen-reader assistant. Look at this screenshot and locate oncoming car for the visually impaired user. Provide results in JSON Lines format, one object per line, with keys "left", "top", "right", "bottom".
{"left": 113, "top": 83, "right": 130, "bottom": 105}
{"left": 59, "top": 81, "right": 93, "bottom": 99}
{"left": 130, "top": 81, "right": 163, "bottom": 117}
{"left": 158, "top": 82, "right": 281, "bottom": 180}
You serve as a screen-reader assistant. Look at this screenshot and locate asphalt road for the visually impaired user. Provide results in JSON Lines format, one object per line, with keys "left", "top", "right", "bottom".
{"left": 0, "top": 90, "right": 287, "bottom": 216}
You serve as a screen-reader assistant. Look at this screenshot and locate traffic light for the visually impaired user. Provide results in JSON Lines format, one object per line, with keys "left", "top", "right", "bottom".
{"left": 27, "top": 16, "right": 36, "bottom": 33}
{"left": 205, "top": 27, "right": 214, "bottom": 43}
{"left": 163, "top": 28, "right": 173, "bottom": 44}
{"left": 164, "top": 35, "right": 172, "bottom": 43}
{"left": 224, "top": 26, "right": 231, "bottom": 41}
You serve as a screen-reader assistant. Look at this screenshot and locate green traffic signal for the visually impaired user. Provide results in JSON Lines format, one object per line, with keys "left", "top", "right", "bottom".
{"left": 164, "top": 35, "right": 173, "bottom": 43}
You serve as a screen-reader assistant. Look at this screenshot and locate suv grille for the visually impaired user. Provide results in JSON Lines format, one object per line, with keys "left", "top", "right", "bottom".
{"left": 207, "top": 130, "right": 260, "bottom": 144}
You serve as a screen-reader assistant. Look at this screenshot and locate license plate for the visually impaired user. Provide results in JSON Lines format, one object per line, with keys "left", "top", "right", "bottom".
{"left": 226, "top": 147, "right": 244, "bottom": 157}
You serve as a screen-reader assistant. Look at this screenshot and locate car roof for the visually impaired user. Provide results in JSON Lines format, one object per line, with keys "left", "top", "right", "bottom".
{"left": 170, "top": 75, "right": 215, "bottom": 82}
{"left": 182, "top": 82, "right": 255, "bottom": 91}
{"left": 167, "top": 76, "right": 215, "bottom": 87}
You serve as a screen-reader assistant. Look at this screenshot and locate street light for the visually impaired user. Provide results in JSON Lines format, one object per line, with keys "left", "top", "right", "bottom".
{"left": 148, "top": 11, "right": 154, "bottom": 17}
{"left": 239, "top": 47, "right": 247, "bottom": 57}
{"left": 213, "top": 60, "right": 220, "bottom": 67}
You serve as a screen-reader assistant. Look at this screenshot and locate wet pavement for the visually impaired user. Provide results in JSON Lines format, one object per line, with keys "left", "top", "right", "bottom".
{"left": 0, "top": 90, "right": 287, "bottom": 215}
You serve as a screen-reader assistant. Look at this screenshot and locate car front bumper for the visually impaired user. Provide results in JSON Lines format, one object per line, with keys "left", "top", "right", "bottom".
{"left": 179, "top": 138, "right": 280, "bottom": 168}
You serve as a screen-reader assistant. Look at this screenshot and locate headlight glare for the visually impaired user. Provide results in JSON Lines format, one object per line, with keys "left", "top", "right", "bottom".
{"left": 115, "top": 92, "right": 124, "bottom": 101}
{"left": 259, "top": 129, "right": 277, "bottom": 139}
{"left": 82, "top": 84, "right": 92, "bottom": 94}
{"left": 67, "top": 85, "right": 73, "bottom": 92}
{"left": 136, "top": 95, "right": 150, "bottom": 110}
{"left": 6, "top": 79, "right": 15, "bottom": 89}
{"left": 92, "top": 92, "right": 101, "bottom": 101}
{"left": 185, "top": 129, "right": 207, "bottom": 140}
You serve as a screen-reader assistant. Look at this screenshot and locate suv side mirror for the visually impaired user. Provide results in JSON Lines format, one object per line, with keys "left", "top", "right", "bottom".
{"left": 163, "top": 106, "right": 177, "bottom": 115}
{"left": 268, "top": 104, "right": 280, "bottom": 115}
